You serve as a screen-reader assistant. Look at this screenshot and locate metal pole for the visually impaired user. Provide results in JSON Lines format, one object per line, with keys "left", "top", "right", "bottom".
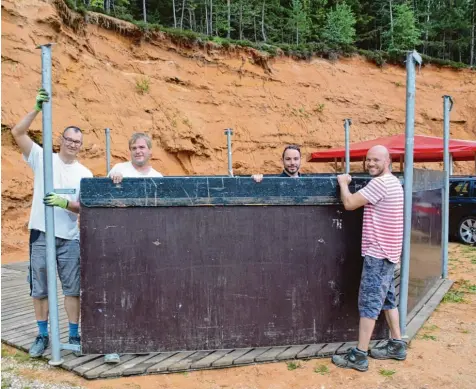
{"left": 441, "top": 95, "right": 453, "bottom": 279}
{"left": 224, "top": 128, "right": 233, "bottom": 177}
{"left": 344, "top": 119, "right": 352, "bottom": 174}
{"left": 449, "top": 154, "right": 454, "bottom": 175}
{"left": 38, "top": 43, "right": 63, "bottom": 366}
{"left": 105, "top": 128, "right": 111, "bottom": 175}
{"left": 399, "top": 50, "right": 422, "bottom": 337}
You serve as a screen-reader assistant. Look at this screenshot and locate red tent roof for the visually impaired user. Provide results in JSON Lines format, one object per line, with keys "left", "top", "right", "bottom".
{"left": 308, "top": 134, "right": 476, "bottom": 163}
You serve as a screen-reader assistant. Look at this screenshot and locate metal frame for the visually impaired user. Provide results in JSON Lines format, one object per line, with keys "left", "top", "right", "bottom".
{"left": 224, "top": 128, "right": 233, "bottom": 177}
{"left": 38, "top": 43, "right": 64, "bottom": 366}
{"left": 344, "top": 119, "right": 352, "bottom": 174}
{"left": 399, "top": 50, "right": 422, "bottom": 337}
{"left": 105, "top": 128, "right": 111, "bottom": 175}
{"left": 441, "top": 96, "right": 453, "bottom": 279}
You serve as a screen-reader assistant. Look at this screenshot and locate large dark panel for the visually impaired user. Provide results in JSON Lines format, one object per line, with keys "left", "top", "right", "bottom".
{"left": 80, "top": 176, "right": 388, "bottom": 354}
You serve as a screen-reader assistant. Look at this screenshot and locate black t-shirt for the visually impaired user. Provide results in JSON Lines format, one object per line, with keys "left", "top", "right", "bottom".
{"left": 280, "top": 171, "right": 301, "bottom": 177}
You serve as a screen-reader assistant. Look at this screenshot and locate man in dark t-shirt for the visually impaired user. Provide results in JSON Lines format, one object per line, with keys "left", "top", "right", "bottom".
{"left": 252, "top": 145, "right": 302, "bottom": 182}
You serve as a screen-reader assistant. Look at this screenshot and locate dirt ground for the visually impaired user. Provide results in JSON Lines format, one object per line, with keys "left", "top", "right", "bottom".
{"left": 2, "top": 242, "right": 475, "bottom": 389}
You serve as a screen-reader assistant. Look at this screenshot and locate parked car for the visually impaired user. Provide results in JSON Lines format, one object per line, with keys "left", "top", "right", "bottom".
{"left": 449, "top": 176, "right": 476, "bottom": 244}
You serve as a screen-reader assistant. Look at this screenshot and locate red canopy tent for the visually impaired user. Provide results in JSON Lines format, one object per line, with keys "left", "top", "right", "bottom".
{"left": 308, "top": 134, "right": 476, "bottom": 164}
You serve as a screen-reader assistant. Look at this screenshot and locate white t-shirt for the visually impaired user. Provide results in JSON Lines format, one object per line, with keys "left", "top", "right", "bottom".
{"left": 108, "top": 161, "right": 163, "bottom": 178}
{"left": 24, "top": 143, "right": 93, "bottom": 240}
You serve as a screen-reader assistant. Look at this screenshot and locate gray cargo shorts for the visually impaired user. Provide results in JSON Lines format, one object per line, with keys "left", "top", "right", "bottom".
{"left": 28, "top": 230, "right": 80, "bottom": 298}
{"left": 358, "top": 255, "right": 397, "bottom": 320}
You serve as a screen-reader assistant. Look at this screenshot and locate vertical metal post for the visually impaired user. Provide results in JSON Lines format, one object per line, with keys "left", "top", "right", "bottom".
{"left": 441, "top": 95, "right": 453, "bottom": 279}
{"left": 399, "top": 50, "right": 422, "bottom": 337}
{"left": 344, "top": 119, "right": 352, "bottom": 174}
{"left": 105, "top": 128, "right": 111, "bottom": 175}
{"left": 224, "top": 128, "right": 233, "bottom": 177}
{"left": 38, "top": 44, "right": 63, "bottom": 366}
{"left": 449, "top": 154, "right": 454, "bottom": 175}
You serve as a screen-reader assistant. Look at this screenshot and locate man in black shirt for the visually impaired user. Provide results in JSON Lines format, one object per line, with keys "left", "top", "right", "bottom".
{"left": 252, "top": 145, "right": 302, "bottom": 182}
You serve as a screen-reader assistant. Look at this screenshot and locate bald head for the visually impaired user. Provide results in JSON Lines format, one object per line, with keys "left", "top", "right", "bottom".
{"left": 366, "top": 145, "right": 391, "bottom": 177}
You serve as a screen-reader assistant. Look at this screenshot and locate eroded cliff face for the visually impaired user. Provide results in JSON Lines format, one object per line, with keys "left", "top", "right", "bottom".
{"left": 2, "top": 0, "right": 475, "bottom": 261}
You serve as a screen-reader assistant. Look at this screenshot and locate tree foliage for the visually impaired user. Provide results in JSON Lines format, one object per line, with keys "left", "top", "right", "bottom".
{"left": 66, "top": 0, "right": 476, "bottom": 66}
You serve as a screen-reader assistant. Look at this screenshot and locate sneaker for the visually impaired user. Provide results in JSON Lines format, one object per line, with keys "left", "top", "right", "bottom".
{"left": 332, "top": 347, "right": 369, "bottom": 372}
{"left": 29, "top": 335, "right": 49, "bottom": 358}
{"left": 370, "top": 339, "right": 407, "bottom": 360}
{"left": 69, "top": 335, "right": 82, "bottom": 357}
{"left": 104, "top": 353, "right": 121, "bottom": 364}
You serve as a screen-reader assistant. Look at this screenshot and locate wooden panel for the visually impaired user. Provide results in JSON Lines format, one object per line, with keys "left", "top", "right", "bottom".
{"left": 190, "top": 349, "right": 233, "bottom": 369}
{"left": 233, "top": 348, "right": 271, "bottom": 365}
{"left": 124, "top": 353, "right": 177, "bottom": 376}
{"left": 296, "top": 344, "right": 326, "bottom": 358}
{"left": 255, "top": 346, "right": 289, "bottom": 362}
{"left": 168, "top": 351, "right": 214, "bottom": 371}
{"left": 80, "top": 202, "right": 388, "bottom": 354}
{"left": 212, "top": 349, "right": 253, "bottom": 367}
{"left": 275, "top": 345, "right": 308, "bottom": 361}
{"left": 147, "top": 351, "right": 195, "bottom": 373}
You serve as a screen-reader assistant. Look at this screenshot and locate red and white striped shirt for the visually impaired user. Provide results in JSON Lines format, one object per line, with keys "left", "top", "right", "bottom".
{"left": 358, "top": 174, "right": 404, "bottom": 263}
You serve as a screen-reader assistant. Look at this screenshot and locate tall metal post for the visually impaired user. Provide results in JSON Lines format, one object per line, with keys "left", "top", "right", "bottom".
{"left": 399, "top": 50, "right": 422, "bottom": 337}
{"left": 344, "top": 119, "right": 352, "bottom": 174}
{"left": 224, "top": 128, "right": 233, "bottom": 177}
{"left": 38, "top": 44, "right": 63, "bottom": 366}
{"left": 442, "top": 96, "right": 453, "bottom": 279}
{"left": 105, "top": 128, "right": 111, "bottom": 175}
{"left": 449, "top": 154, "right": 454, "bottom": 175}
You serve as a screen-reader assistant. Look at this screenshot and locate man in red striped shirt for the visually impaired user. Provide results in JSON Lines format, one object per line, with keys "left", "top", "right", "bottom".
{"left": 332, "top": 145, "right": 407, "bottom": 372}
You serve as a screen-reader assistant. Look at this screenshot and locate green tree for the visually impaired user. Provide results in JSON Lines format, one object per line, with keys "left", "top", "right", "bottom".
{"left": 383, "top": 3, "right": 420, "bottom": 50}
{"left": 288, "top": 0, "right": 310, "bottom": 44}
{"left": 322, "top": 2, "right": 356, "bottom": 46}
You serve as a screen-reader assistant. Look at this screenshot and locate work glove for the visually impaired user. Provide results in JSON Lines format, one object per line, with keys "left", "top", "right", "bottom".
{"left": 43, "top": 192, "right": 69, "bottom": 209}
{"left": 34, "top": 88, "right": 50, "bottom": 112}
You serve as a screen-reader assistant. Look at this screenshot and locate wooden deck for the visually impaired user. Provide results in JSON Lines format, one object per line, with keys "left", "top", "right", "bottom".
{"left": 1, "top": 261, "right": 452, "bottom": 379}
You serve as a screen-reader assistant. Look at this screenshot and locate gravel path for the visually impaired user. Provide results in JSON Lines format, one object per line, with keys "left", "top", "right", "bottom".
{"left": 1, "top": 349, "right": 84, "bottom": 389}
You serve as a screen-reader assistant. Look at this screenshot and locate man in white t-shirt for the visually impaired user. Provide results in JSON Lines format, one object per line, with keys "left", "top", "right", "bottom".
{"left": 104, "top": 132, "right": 162, "bottom": 364}
{"left": 11, "top": 89, "right": 93, "bottom": 358}
{"left": 108, "top": 132, "right": 163, "bottom": 184}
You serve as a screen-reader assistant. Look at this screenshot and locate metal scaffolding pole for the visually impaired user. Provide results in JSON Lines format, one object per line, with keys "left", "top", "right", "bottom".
{"left": 105, "top": 128, "right": 111, "bottom": 175}
{"left": 38, "top": 43, "right": 64, "bottom": 366}
{"left": 442, "top": 96, "right": 453, "bottom": 279}
{"left": 399, "top": 50, "right": 422, "bottom": 337}
{"left": 344, "top": 119, "right": 352, "bottom": 174}
{"left": 224, "top": 128, "right": 233, "bottom": 177}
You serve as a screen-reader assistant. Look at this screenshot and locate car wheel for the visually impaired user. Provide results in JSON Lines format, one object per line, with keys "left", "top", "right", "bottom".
{"left": 458, "top": 216, "right": 476, "bottom": 245}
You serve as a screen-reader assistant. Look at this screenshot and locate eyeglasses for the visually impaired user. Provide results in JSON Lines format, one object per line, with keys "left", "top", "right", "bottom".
{"left": 62, "top": 136, "right": 82, "bottom": 146}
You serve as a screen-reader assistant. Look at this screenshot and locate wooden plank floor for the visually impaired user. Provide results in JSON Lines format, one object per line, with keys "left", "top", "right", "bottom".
{"left": 1, "top": 261, "right": 449, "bottom": 380}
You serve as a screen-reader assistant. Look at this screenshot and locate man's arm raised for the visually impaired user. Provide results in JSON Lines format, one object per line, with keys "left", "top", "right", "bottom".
{"left": 11, "top": 89, "right": 49, "bottom": 159}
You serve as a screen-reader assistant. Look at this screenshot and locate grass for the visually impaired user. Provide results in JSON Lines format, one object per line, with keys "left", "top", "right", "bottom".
{"left": 313, "top": 103, "right": 325, "bottom": 113}
{"left": 393, "top": 81, "right": 403, "bottom": 87}
{"left": 286, "top": 361, "right": 302, "bottom": 370}
{"left": 420, "top": 334, "right": 437, "bottom": 341}
{"left": 135, "top": 76, "right": 150, "bottom": 94}
{"left": 314, "top": 364, "right": 330, "bottom": 375}
{"left": 442, "top": 290, "right": 466, "bottom": 303}
{"left": 458, "top": 280, "right": 476, "bottom": 293}
{"left": 423, "top": 324, "right": 438, "bottom": 331}
{"left": 1, "top": 378, "right": 12, "bottom": 389}
{"left": 379, "top": 368, "right": 396, "bottom": 377}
